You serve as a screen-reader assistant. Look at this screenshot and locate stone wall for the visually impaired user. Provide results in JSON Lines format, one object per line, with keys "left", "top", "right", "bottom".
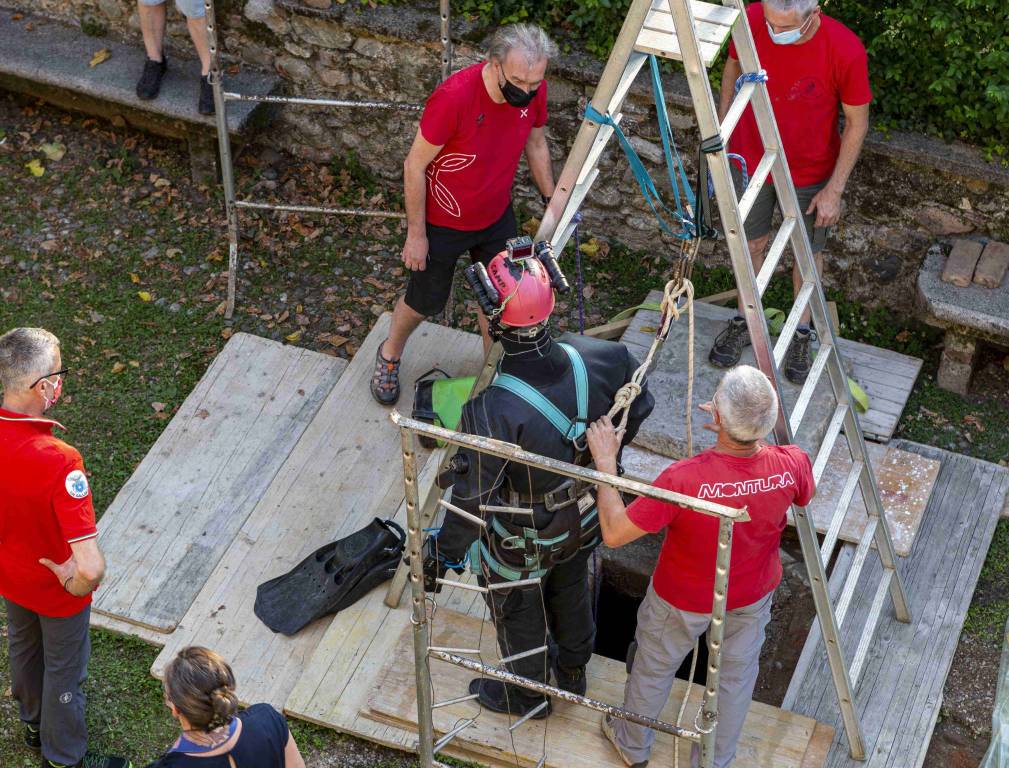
{"left": 19, "top": 0, "right": 1009, "bottom": 311}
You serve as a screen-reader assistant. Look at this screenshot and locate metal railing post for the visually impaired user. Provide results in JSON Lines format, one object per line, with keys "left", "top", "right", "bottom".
{"left": 401, "top": 426, "right": 435, "bottom": 766}
{"left": 699, "top": 517, "right": 734, "bottom": 767}
{"left": 204, "top": 0, "right": 241, "bottom": 321}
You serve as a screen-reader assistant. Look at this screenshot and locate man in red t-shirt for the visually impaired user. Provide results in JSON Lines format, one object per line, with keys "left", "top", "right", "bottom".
{"left": 0, "top": 328, "right": 129, "bottom": 768}
{"left": 586, "top": 365, "right": 815, "bottom": 768}
{"left": 369, "top": 23, "right": 558, "bottom": 405}
{"left": 708, "top": 1, "right": 871, "bottom": 386}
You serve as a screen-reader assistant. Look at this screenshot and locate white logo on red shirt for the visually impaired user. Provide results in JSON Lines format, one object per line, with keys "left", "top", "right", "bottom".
{"left": 65, "top": 470, "right": 89, "bottom": 499}
{"left": 426, "top": 152, "right": 477, "bottom": 219}
{"left": 520, "top": 108, "right": 529, "bottom": 119}
{"left": 697, "top": 471, "right": 795, "bottom": 500}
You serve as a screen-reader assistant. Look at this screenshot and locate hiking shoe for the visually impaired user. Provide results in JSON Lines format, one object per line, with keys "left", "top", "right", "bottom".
{"left": 601, "top": 714, "right": 648, "bottom": 768}
{"left": 783, "top": 327, "right": 818, "bottom": 385}
{"left": 369, "top": 340, "right": 401, "bottom": 406}
{"left": 468, "top": 678, "right": 551, "bottom": 719}
{"left": 44, "top": 754, "right": 133, "bottom": 768}
{"left": 198, "top": 74, "right": 215, "bottom": 116}
{"left": 708, "top": 316, "right": 750, "bottom": 368}
{"left": 24, "top": 722, "right": 41, "bottom": 751}
{"left": 552, "top": 660, "right": 587, "bottom": 696}
{"left": 135, "top": 56, "right": 167, "bottom": 101}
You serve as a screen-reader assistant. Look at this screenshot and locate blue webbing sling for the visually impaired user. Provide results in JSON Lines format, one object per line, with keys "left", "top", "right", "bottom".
{"left": 490, "top": 342, "right": 588, "bottom": 443}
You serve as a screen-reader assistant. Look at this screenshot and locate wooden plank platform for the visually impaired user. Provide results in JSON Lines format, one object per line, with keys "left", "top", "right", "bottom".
{"left": 364, "top": 609, "right": 832, "bottom": 768}
{"left": 150, "top": 315, "right": 486, "bottom": 708}
{"left": 621, "top": 296, "right": 922, "bottom": 451}
{"left": 619, "top": 441, "right": 940, "bottom": 557}
{"left": 782, "top": 441, "right": 1009, "bottom": 768}
{"left": 93, "top": 333, "right": 346, "bottom": 634}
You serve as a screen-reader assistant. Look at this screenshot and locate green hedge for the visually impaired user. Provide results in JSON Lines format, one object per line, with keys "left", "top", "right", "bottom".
{"left": 440, "top": 0, "right": 1009, "bottom": 156}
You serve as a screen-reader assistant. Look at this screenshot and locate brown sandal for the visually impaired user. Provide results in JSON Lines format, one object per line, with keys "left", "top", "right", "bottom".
{"left": 370, "top": 340, "right": 401, "bottom": 406}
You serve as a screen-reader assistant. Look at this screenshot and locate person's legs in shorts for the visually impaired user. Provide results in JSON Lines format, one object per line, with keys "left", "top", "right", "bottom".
{"left": 793, "top": 181, "right": 829, "bottom": 324}
{"left": 371, "top": 224, "right": 472, "bottom": 404}
{"left": 137, "top": 0, "right": 168, "bottom": 63}
{"left": 709, "top": 171, "right": 776, "bottom": 366}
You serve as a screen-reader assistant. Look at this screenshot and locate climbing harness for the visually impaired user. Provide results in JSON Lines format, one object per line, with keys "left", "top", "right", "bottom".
{"left": 491, "top": 343, "right": 588, "bottom": 445}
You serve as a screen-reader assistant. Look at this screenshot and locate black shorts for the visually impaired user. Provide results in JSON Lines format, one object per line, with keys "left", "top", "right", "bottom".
{"left": 404, "top": 206, "right": 518, "bottom": 317}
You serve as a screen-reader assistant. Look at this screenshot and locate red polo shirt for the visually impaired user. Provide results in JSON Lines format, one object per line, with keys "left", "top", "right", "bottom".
{"left": 420, "top": 62, "right": 548, "bottom": 230}
{"left": 0, "top": 408, "right": 97, "bottom": 617}
{"left": 627, "top": 444, "right": 814, "bottom": 613}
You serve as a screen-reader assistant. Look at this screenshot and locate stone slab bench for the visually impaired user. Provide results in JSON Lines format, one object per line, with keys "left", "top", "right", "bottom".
{"left": 917, "top": 242, "right": 1009, "bottom": 395}
{"left": 0, "top": 8, "right": 280, "bottom": 183}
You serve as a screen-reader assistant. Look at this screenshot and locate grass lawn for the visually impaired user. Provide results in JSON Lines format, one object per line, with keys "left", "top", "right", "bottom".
{"left": 1, "top": 93, "right": 1007, "bottom": 765}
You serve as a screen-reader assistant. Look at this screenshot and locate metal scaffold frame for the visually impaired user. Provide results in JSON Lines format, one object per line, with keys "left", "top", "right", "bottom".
{"left": 202, "top": 0, "right": 453, "bottom": 319}
{"left": 392, "top": 411, "right": 750, "bottom": 768}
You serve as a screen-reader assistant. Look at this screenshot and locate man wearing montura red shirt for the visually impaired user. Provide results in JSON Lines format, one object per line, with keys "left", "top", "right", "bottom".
{"left": 587, "top": 365, "right": 815, "bottom": 768}
{"left": 708, "top": 0, "right": 871, "bottom": 387}
{"left": 369, "top": 23, "right": 558, "bottom": 405}
{"left": 0, "top": 328, "right": 129, "bottom": 768}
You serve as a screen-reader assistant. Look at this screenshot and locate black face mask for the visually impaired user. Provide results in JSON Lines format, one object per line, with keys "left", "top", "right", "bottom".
{"left": 499, "top": 65, "right": 538, "bottom": 108}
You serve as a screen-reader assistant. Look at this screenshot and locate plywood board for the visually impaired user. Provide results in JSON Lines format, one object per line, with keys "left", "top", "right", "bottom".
{"left": 621, "top": 295, "right": 922, "bottom": 449}
{"left": 802, "top": 441, "right": 940, "bottom": 557}
{"left": 150, "top": 315, "right": 486, "bottom": 708}
{"left": 783, "top": 442, "right": 1009, "bottom": 768}
{"left": 365, "top": 609, "right": 830, "bottom": 768}
{"left": 93, "top": 333, "right": 346, "bottom": 633}
{"left": 621, "top": 442, "right": 940, "bottom": 557}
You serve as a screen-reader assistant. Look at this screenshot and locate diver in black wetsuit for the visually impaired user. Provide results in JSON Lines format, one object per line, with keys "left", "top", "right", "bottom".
{"left": 426, "top": 236, "right": 655, "bottom": 718}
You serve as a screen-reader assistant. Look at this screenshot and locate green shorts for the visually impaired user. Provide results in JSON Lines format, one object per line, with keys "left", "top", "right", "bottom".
{"left": 732, "top": 167, "right": 829, "bottom": 254}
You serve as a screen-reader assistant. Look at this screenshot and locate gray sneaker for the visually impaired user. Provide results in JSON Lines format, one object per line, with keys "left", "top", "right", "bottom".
{"left": 601, "top": 714, "right": 648, "bottom": 768}
{"left": 708, "top": 316, "right": 750, "bottom": 368}
{"left": 783, "top": 327, "right": 818, "bottom": 384}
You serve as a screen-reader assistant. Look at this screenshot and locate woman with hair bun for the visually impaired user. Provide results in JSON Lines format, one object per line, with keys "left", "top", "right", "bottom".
{"left": 146, "top": 647, "right": 305, "bottom": 768}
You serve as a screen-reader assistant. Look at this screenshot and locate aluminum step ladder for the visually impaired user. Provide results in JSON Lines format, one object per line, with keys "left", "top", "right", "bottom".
{"left": 534, "top": 0, "right": 912, "bottom": 759}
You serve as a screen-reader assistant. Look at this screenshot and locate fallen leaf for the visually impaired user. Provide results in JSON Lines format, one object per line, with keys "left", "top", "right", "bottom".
{"left": 25, "top": 159, "right": 44, "bottom": 177}
{"left": 285, "top": 330, "right": 302, "bottom": 343}
{"left": 320, "top": 334, "right": 349, "bottom": 348}
{"left": 89, "top": 48, "right": 111, "bottom": 67}
{"left": 151, "top": 402, "right": 166, "bottom": 413}
{"left": 39, "top": 142, "right": 66, "bottom": 161}
{"left": 137, "top": 291, "right": 152, "bottom": 302}
{"left": 895, "top": 330, "right": 910, "bottom": 343}
{"left": 154, "top": 178, "right": 171, "bottom": 188}
{"left": 129, "top": 360, "right": 140, "bottom": 368}
{"left": 153, "top": 412, "right": 170, "bottom": 421}
{"left": 129, "top": 273, "right": 141, "bottom": 284}
{"left": 165, "top": 247, "right": 182, "bottom": 258}
{"left": 195, "top": 408, "right": 210, "bottom": 419}
{"left": 963, "top": 414, "right": 985, "bottom": 432}
{"left": 579, "top": 239, "right": 601, "bottom": 257}
{"left": 111, "top": 361, "right": 127, "bottom": 374}
{"left": 221, "top": 328, "right": 234, "bottom": 340}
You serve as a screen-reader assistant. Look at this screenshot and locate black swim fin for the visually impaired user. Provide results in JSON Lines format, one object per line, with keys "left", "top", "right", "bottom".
{"left": 254, "top": 518, "right": 405, "bottom": 636}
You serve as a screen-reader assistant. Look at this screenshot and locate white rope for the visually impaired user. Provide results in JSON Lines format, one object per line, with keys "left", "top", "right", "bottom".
{"left": 607, "top": 277, "right": 695, "bottom": 457}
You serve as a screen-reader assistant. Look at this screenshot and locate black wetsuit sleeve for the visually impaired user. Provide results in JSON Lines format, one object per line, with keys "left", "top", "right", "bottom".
{"left": 436, "top": 397, "right": 508, "bottom": 562}
{"left": 620, "top": 347, "right": 655, "bottom": 446}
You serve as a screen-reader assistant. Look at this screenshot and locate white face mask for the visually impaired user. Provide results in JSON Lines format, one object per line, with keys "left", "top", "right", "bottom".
{"left": 766, "top": 11, "right": 816, "bottom": 45}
